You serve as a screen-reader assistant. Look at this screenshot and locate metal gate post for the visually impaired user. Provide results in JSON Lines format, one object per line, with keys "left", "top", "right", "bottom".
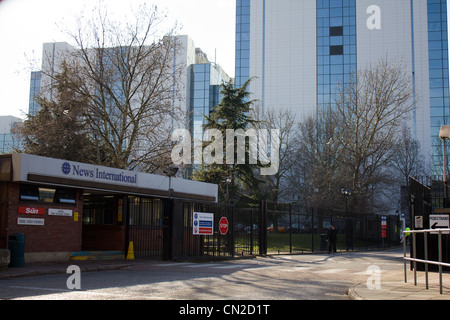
{"left": 259, "top": 201, "right": 267, "bottom": 256}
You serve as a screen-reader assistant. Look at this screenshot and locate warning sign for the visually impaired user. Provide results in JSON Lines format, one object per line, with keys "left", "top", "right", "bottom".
{"left": 193, "top": 212, "right": 214, "bottom": 236}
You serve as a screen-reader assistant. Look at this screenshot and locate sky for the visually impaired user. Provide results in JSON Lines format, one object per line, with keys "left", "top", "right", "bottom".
{"left": 0, "top": 0, "right": 236, "bottom": 119}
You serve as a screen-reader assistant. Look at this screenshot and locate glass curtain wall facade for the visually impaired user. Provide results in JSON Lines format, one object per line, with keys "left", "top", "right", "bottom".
{"left": 428, "top": 0, "right": 450, "bottom": 172}
{"left": 235, "top": 0, "right": 251, "bottom": 89}
{"left": 189, "top": 63, "right": 227, "bottom": 164}
{"left": 316, "top": 0, "right": 357, "bottom": 113}
{"left": 28, "top": 71, "right": 41, "bottom": 116}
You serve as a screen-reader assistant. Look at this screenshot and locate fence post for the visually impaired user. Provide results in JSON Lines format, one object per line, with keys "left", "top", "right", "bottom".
{"left": 439, "top": 230, "right": 443, "bottom": 295}
{"left": 413, "top": 232, "right": 417, "bottom": 286}
{"left": 231, "top": 204, "right": 235, "bottom": 257}
{"left": 259, "top": 201, "right": 267, "bottom": 256}
{"left": 289, "top": 204, "right": 292, "bottom": 254}
{"left": 311, "top": 207, "right": 315, "bottom": 252}
{"left": 424, "top": 231, "right": 428, "bottom": 289}
{"left": 404, "top": 234, "right": 407, "bottom": 283}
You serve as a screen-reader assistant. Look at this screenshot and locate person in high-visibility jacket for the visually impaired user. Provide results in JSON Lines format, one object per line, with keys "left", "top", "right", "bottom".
{"left": 404, "top": 227, "right": 411, "bottom": 245}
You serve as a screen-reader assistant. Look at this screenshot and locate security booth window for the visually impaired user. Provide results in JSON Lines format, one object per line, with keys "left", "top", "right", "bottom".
{"left": 83, "top": 196, "right": 114, "bottom": 225}
{"left": 19, "top": 184, "right": 76, "bottom": 204}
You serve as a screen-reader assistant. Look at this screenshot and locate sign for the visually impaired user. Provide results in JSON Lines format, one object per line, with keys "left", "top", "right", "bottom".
{"left": 12, "top": 154, "right": 218, "bottom": 203}
{"left": 193, "top": 212, "right": 214, "bottom": 235}
{"left": 430, "top": 214, "right": 450, "bottom": 234}
{"left": 48, "top": 208, "right": 72, "bottom": 216}
{"left": 219, "top": 217, "right": 229, "bottom": 235}
{"left": 18, "top": 218, "right": 44, "bottom": 226}
{"left": 381, "top": 216, "right": 387, "bottom": 229}
{"left": 17, "top": 206, "right": 45, "bottom": 215}
{"left": 74, "top": 212, "right": 79, "bottom": 222}
{"left": 415, "top": 216, "right": 423, "bottom": 229}
{"left": 380, "top": 217, "right": 387, "bottom": 239}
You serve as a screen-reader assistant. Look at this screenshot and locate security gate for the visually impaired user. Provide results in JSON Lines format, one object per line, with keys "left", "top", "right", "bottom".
{"left": 127, "top": 196, "right": 164, "bottom": 259}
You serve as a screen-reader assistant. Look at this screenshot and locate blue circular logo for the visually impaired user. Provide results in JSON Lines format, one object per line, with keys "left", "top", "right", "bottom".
{"left": 61, "top": 162, "right": 71, "bottom": 175}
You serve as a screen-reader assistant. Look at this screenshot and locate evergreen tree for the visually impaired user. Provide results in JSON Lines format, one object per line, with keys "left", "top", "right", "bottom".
{"left": 192, "top": 79, "right": 265, "bottom": 204}
{"left": 13, "top": 61, "right": 98, "bottom": 163}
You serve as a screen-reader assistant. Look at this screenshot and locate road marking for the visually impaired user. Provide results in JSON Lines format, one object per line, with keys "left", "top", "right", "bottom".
{"left": 213, "top": 264, "right": 250, "bottom": 269}
{"left": 313, "top": 268, "right": 348, "bottom": 274}
{"left": 156, "top": 263, "right": 194, "bottom": 267}
{"left": 8, "top": 285, "right": 68, "bottom": 292}
{"left": 185, "top": 264, "right": 225, "bottom": 268}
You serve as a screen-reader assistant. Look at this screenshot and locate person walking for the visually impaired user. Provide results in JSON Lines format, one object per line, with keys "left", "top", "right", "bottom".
{"left": 327, "top": 224, "right": 337, "bottom": 254}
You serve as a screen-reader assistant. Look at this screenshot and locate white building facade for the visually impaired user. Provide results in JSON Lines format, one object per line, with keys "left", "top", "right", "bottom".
{"left": 236, "top": 0, "right": 449, "bottom": 172}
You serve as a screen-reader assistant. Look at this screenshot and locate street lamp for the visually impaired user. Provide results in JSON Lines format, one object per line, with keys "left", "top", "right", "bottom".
{"left": 341, "top": 188, "right": 352, "bottom": 251}
{"left": 164, "top": 165, "right": 179, "bottom": 198}
{"left": 439, "top": 125, "right": 450, "bottom": 207}
{"left": 341, "top": 188, "right": 352, "bottom": 207}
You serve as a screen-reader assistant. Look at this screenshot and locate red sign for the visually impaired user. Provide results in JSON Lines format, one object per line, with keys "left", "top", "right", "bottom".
{"left": 381, "top": 230, "right": 387, "bottom": 239}
{"left": 219, "top": 217, "right": 229, "bottom": 235}
{"left": 18, "top": 206, "right": 45, "bottom": 215}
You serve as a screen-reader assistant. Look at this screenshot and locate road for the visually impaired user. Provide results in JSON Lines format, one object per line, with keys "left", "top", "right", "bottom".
{"left": 0, "top": 248, "right": 405, "bottom": 301}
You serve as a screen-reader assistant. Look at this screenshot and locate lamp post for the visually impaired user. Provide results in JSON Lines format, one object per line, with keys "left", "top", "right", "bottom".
{"left": 341, "top": 188, "right": 352, "bottom": 251}
{"left": 439, "top": 125, "right": 450, "bottom": 207}
{"left": 341, "top": 188, "right": 352, "bottom": 212}
{"left": 164, "top": 165, "right": 179, "bottom": 198}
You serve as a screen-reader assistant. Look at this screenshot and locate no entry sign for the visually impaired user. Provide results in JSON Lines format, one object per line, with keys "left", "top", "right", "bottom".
{"left": 219, "top": 217, "right": 229, "bottom": 235}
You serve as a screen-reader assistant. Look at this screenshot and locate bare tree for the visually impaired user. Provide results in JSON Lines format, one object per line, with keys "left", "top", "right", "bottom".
{"left": 288, "top": 58, "right": 414, "bottom": 214}
{"left": 44, "top": 3, "right": 183, "bottom": 172}
{"left": 391, "top": 124, "right": 426, "bottom": 186}
{"left": 258, "top": 107, "right": 298, "bottom": 203}
{"left": 332, "top": 58, "right": 414, "bottom": 212}
{"left": 288, "top": 109, "right": 344, "bottom": 209}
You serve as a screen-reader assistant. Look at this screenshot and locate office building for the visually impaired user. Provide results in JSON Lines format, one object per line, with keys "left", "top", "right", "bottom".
{"left": 236, "top": 0, "right": 449, "bottom": 172}
{"left": 28, "top": 36, "right": 231, "bottom": 165}
{"left": 0, "top": 115, "right": 22, "bottom": 153}
{"left": 28, "top": 71, "right": 41, "bottom": 117}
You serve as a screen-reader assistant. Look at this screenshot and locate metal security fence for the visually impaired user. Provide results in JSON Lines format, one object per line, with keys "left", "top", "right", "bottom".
{"left": 179, "top": 201, "right": 235, "bottom": 260}
{"left": 125, "top": 198, "right": 401, "bottom": 261}
{"left": 179, "top": 201, "right": 401, "bottom": 259}
{"left": 258, "top": 202, "right": 401, "bottom": 255}
{"left": 127, "top": 196, "right": 164, "bottom": 259}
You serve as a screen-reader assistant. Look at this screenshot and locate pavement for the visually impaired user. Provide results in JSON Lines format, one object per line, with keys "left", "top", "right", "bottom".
{"left": 0, "top": 256, "right": 449, "bottom": 300}
{"left": 349, "top": 272, "right": 450, "bottom": 300}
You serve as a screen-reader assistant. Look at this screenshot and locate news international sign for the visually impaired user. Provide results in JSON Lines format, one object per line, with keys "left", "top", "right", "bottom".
{"left": 12, "top": 154, "right": 219, "bottom": 203}
{"left": 61, "top": 161, "right": 137, "bottom": 184}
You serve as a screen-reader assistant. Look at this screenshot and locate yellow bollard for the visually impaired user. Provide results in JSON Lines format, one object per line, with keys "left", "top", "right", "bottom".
{"left": 126, "top": 241, "right": 135, "bottom": 260}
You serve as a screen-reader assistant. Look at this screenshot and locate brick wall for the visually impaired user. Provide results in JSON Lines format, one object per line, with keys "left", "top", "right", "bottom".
{"left": 5, "top": 183, "right": 83, "bottom": 253}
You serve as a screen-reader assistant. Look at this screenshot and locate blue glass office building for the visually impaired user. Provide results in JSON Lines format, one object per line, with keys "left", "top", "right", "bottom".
{"left": 316, "top": 0, "right": 357, "bottom": 113}
{"left": 236, "top": 0, "right": 450, "bottom": 172}
{"left": 189, "top": 63, "right": 229, "bottom": 149}
{"left": 428, "top": 0, "right": 449, "bottom": 169}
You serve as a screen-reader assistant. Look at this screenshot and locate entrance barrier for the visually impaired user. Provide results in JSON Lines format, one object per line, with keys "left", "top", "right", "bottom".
{"left": 403, "top": 229, "right": 450, "bottom": 294}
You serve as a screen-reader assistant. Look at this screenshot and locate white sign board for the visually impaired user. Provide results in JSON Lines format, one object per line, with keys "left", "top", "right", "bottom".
{"left": 193, "top": 212, "right": 214, "bottom": 235}
{"left": 48, "top": 208, "right": 73, "bottom": 217}
{"left": 415, "top": 216, "right": 423, "bottom": 229}
{"left": 18, "top": 218, "right": 44, "bottom": 226}
{"left": 430, "top": 214, "right": 450, "bottom": 234}
{"left": 11, "top": 154, "right": 218, "bottom": 203}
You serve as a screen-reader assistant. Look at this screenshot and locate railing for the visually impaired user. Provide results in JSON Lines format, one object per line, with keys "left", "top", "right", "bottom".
{"left": 403, "top": 229, "right": 450, "bottom": 294}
